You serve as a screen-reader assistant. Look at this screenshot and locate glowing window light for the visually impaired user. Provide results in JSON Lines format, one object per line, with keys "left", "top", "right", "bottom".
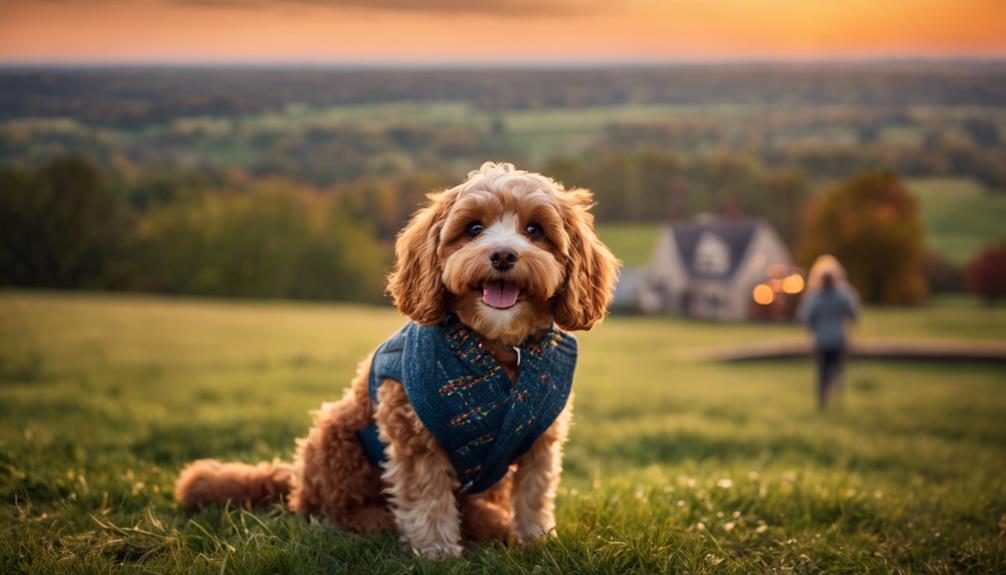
{"left": 782, "top": 274, "right": 805, "bottom": 294}
{"left": 753, "top": 284, "right": 775, "bottom": 305}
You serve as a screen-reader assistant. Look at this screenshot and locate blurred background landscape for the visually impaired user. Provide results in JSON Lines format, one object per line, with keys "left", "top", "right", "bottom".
{"left": 1, "top": 0, "right": 1005, "bottom": 572}
{"left": 2, "top": 63, "right": 1005, "bottom": 301}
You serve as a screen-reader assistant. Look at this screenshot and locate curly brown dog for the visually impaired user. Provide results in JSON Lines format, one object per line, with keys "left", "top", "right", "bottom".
{"left": 175, "top": 162, "right": 618, "bottom": 558}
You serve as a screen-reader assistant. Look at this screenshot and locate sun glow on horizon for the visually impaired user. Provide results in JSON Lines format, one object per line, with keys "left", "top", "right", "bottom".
{"left": 1, "top": 0, "right": 1004, "bottom": 63}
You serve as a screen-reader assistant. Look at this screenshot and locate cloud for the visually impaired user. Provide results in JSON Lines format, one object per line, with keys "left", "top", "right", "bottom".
{"left": 168, "top": 0, "right": 597, "bottom": 17}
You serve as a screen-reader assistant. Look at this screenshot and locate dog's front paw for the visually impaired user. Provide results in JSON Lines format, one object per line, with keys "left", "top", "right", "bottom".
{"left": 410, "top": 541, "right": 464, "bottom": 559}
{"left": 513, "top": 522, "right": 556, "bottom": 545}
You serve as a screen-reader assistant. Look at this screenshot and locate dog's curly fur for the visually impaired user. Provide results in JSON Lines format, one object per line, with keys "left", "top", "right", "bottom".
{"left": 175, "top": 162, "right": 619, "bottom": 557}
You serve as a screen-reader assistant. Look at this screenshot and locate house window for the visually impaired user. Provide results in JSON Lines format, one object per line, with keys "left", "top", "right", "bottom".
{"left": 695, "top": 232, "right": 730, "bottom": 276}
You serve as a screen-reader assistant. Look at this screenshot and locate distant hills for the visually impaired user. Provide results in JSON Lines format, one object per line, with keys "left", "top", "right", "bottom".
{"left": 3, "top": 61, "right": 1006, "bottom": 127}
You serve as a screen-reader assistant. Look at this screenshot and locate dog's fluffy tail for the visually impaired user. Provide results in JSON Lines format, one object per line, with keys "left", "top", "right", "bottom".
{"left": 175, "top": 459, "right": 294, "bottom": 510}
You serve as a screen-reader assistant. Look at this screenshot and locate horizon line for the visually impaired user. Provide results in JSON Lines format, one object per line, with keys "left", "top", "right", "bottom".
{"left": 3, "top": 54, "right": 1006, "bottom": 70}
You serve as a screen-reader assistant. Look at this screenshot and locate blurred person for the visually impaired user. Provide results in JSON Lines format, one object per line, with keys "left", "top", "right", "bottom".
{"left": 800, "top": 256, "right": 860, "bottom": 409}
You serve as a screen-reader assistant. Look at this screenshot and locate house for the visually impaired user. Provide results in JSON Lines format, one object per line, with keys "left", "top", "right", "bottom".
{"left": 624, "top": 217, "right": 799, "bottom": 321}
{"left": 610, "top": 267, "right": 648, "bottom": 312}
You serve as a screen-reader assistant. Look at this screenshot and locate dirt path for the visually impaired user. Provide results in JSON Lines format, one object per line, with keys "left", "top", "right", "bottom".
{"left": 700, "top": 339, "right": 1006, "bottom": 363}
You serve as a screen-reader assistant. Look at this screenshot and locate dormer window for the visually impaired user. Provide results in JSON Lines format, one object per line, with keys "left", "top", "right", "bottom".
{"left": 695, "top": 232, "right": 730, "bottom": 275}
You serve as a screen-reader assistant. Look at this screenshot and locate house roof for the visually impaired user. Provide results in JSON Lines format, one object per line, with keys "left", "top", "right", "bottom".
{"left": 669, "top": 219, "right": 760, "bottom": 279}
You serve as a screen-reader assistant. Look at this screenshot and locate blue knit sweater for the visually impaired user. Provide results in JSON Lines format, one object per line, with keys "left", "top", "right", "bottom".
{"left": 357, "top": 314, "right": 577, "bottom": 494}
{"left": 799, "top": 286, "right": 859, "bottom": 351}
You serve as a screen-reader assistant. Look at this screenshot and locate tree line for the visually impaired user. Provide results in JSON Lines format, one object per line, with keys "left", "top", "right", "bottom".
{"left": 544, "top": 150, "right": 811, "bottom": 245}
{"left": 0, "top": 157, "right": 389, "bottom": 301}
{"left": 2, "top": 154, "right": 1001, "bottom": 305}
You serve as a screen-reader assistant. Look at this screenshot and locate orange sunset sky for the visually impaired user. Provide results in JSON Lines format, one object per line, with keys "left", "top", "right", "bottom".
{"left": 1, "top": 0, "right": 1004, "bottom": 63}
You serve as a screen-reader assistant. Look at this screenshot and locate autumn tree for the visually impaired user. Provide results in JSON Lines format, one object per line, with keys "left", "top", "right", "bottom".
{"left": 964, "top": 240, "right": 1006, "bottom": 303}
{"left": 799, "top": 171, "right": 926, "bottom": 304}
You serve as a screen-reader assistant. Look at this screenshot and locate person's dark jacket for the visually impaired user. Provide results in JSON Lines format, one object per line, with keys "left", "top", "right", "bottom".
{"left": 799, "top": 286, "right": 859, "bottom": 350}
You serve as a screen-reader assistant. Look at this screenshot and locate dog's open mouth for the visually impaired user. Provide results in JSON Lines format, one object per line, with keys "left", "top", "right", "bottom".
{"left": 478, "top": 280, "right": 521, "bottom": 310}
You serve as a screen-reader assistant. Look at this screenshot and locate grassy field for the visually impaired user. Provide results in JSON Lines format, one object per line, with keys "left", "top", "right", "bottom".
{"left": 111, "top": 101, "right": 721, "bottom": 165}
{"left": 907, "top": 178, "right": 1006, "bottom": 265}
{"left": 1, "top": 291, "right": 1005, "bottom": 574}
{"left": 597, "top": 224, "right": 663, "bottom": 268}
{"left": 56, "top": 100, "right": 922, "bottom": 167}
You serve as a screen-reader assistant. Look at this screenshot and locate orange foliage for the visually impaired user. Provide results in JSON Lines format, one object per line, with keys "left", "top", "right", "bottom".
{"left": 799, "top": 171, "right": 926, "bottom": 304}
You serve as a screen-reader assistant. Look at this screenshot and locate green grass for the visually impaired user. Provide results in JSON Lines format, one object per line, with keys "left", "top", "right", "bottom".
{"left": 907, "top": 178, "right": 1006, "bottom": 264}
{"left": 242, "top": 101, "right": 485, "bottom": 133}
{"left": 1, "top": 291, "right": 1005, "bottom": 574}
{"left": 597, "top": 224, "right": 663, "bottom": 268}
{"left": 502, "top": 104, "right": 718, "bottom": 162}
{"left": 0, "top": 101, "right": 753, "bottom": 168}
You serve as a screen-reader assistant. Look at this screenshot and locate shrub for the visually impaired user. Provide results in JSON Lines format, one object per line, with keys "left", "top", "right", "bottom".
{"left": 964, "top": 240, "right": 1006, "bottom": 302}
{"left": 923, "top": 250, "right": 964, "bottom": 294}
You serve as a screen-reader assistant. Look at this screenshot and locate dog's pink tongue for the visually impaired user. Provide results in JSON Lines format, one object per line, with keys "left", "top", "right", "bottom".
{"left": 482, "top": 281, "right": 520, "bottom": 309}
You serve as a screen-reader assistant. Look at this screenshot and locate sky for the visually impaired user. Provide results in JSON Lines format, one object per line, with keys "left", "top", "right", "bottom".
{"left": 1, "top": 0, "right": 1004, "bottom": 64}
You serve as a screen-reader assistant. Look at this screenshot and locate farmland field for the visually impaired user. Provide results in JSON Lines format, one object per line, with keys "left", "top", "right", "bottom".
{"left": 907, "top": 178, "right": 1006, "bottom": 264}
{"left": 597, "top": 224, "right": 662, "bottom": 268}
{"left": 1, "top": 101, "right": 775, "bottom": 168}
{"left": 1, "top": 291, "right": 1004, "bottom": 573}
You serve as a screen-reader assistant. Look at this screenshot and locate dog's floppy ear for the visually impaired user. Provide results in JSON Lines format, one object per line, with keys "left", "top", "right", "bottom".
{"left": 553, "top": 188, "right": 620, "bottom": 331}
{"left": 387, "top": 190, "right": 455, "bottom": 325}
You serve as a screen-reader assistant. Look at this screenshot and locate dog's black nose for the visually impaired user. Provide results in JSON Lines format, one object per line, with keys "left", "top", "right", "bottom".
{"left": 490, "top": 247, "right": 518, "bottom": 271}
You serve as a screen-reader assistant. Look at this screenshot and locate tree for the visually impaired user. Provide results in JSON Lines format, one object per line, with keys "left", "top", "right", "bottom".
{"left": 962, "top": 117, "right": 1000, "bottom": 147}
{"left": 592, "top": 151, "right": 639, "bottom": 221}
{"left": 0, "top": 157, "right": 130, "bottom": 288}
{"left": 691, "top": 152, "right": 760, "bottom": 215}
{"left": 799, "top": 171, "right": 926, "bottom": 304}
{"left": 964, "top": 240, "right": 1006, "bottom": 303}
{"left": 637, "top": 150, "right": 690, "bottom": 221}
{"left": 137, "top": 183, "right": 387, "bottom": 301}
{"left": 758, "top": 169, "right": 810, "bottom": 247}
{"left": 540, "top": 157, "right": 585, "bottom": 192}
{"left": 923, "top": 250, "right": 964, "bottom": 294}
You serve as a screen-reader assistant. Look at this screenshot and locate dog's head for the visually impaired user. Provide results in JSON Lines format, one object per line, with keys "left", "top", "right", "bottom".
{"left": 387, "top": 162, "right": 619, "bottom": 344}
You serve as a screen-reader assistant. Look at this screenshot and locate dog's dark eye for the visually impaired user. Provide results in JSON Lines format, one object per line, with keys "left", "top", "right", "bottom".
{"left": 524, "top": 222, "right": 543, "bottom": 240}
{"left": 465, "top": 221, "right": 485, "bottom": 238}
